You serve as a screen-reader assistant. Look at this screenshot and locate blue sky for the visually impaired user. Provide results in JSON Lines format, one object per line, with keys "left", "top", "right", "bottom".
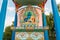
{"left": 0, "top": 0, "right": 60, "bottom": 30}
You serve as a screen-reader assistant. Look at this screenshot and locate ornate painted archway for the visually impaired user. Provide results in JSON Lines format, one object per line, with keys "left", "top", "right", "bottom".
{"left": 12, "top": 0, "right": 49, "bottom": 40}
{"left": 0, "top": 0, "right": 60, "bottom": 40}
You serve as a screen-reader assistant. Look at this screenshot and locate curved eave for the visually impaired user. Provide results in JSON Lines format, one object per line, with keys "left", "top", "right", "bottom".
{"left": 13, "top": 0, "right": 47, "bottom": 5}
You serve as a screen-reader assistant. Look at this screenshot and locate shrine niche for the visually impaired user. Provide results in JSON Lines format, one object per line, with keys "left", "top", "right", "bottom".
{"left": 12, "top": 0, "right": 48, "bottom": 40}
{"left": 15, "top": 5, "right": 44, "bottom": 40}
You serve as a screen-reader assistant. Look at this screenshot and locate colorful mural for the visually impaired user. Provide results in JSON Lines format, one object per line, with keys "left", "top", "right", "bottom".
{"left": 15, "top": 32, "right": 44, "bottom": 40}
{"left": 15, "top": 6, "right": 44, "bottom": 40}
{"left": 17, "top": 6, "right": 43, "bottom": 28}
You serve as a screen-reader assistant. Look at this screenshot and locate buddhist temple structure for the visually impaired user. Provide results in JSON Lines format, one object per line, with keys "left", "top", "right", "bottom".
{"left": 0, "top": 0, "right": 60, "bottom": 40}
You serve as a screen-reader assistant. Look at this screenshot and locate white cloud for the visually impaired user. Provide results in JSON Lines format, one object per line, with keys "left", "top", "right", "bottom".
{"left": 0, "top": 0, "right": 3, "bottom": 11}
{"left": 4, "top": 6, "right": 15, "bottom": 27}
{"left": 45, "top": 11, "right": 50, "bottom": 15}
{"left": 7, "top": 6, "right": 15, "bottom": 11}
{"left": 4, "top": 16, "right": 14, "bottom": 29}
{"left": 5, "top": 0, "right": 15, "bottom": 27}
{"left": 56, "top": 0, "right": 60, "bottom": 4}
{"left": 5, "top": 16, "right": 14, "bottom": 26}
{"left": 4, "top": 16, "right": 14, "bottom": 31}
{"left": 4, "top": 6, "right": 15, "bottom": 29}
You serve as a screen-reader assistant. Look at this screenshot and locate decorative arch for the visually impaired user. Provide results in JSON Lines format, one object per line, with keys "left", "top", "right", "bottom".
{"left": 17, "top": 5, "right": 43, "bottom": 28}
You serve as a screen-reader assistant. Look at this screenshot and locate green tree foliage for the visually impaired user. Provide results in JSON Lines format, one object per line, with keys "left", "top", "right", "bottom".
{"left": 58, "top": 4, "right": 60, "bottom": 12}
{"left": 46, "top": 13, "right": 56, "bottom": 40}
{"left": 13, "top": 0, "right": 45, "bottom": 5}
{"left": 3, "top": 22, "right": 14, "bottom": 40}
